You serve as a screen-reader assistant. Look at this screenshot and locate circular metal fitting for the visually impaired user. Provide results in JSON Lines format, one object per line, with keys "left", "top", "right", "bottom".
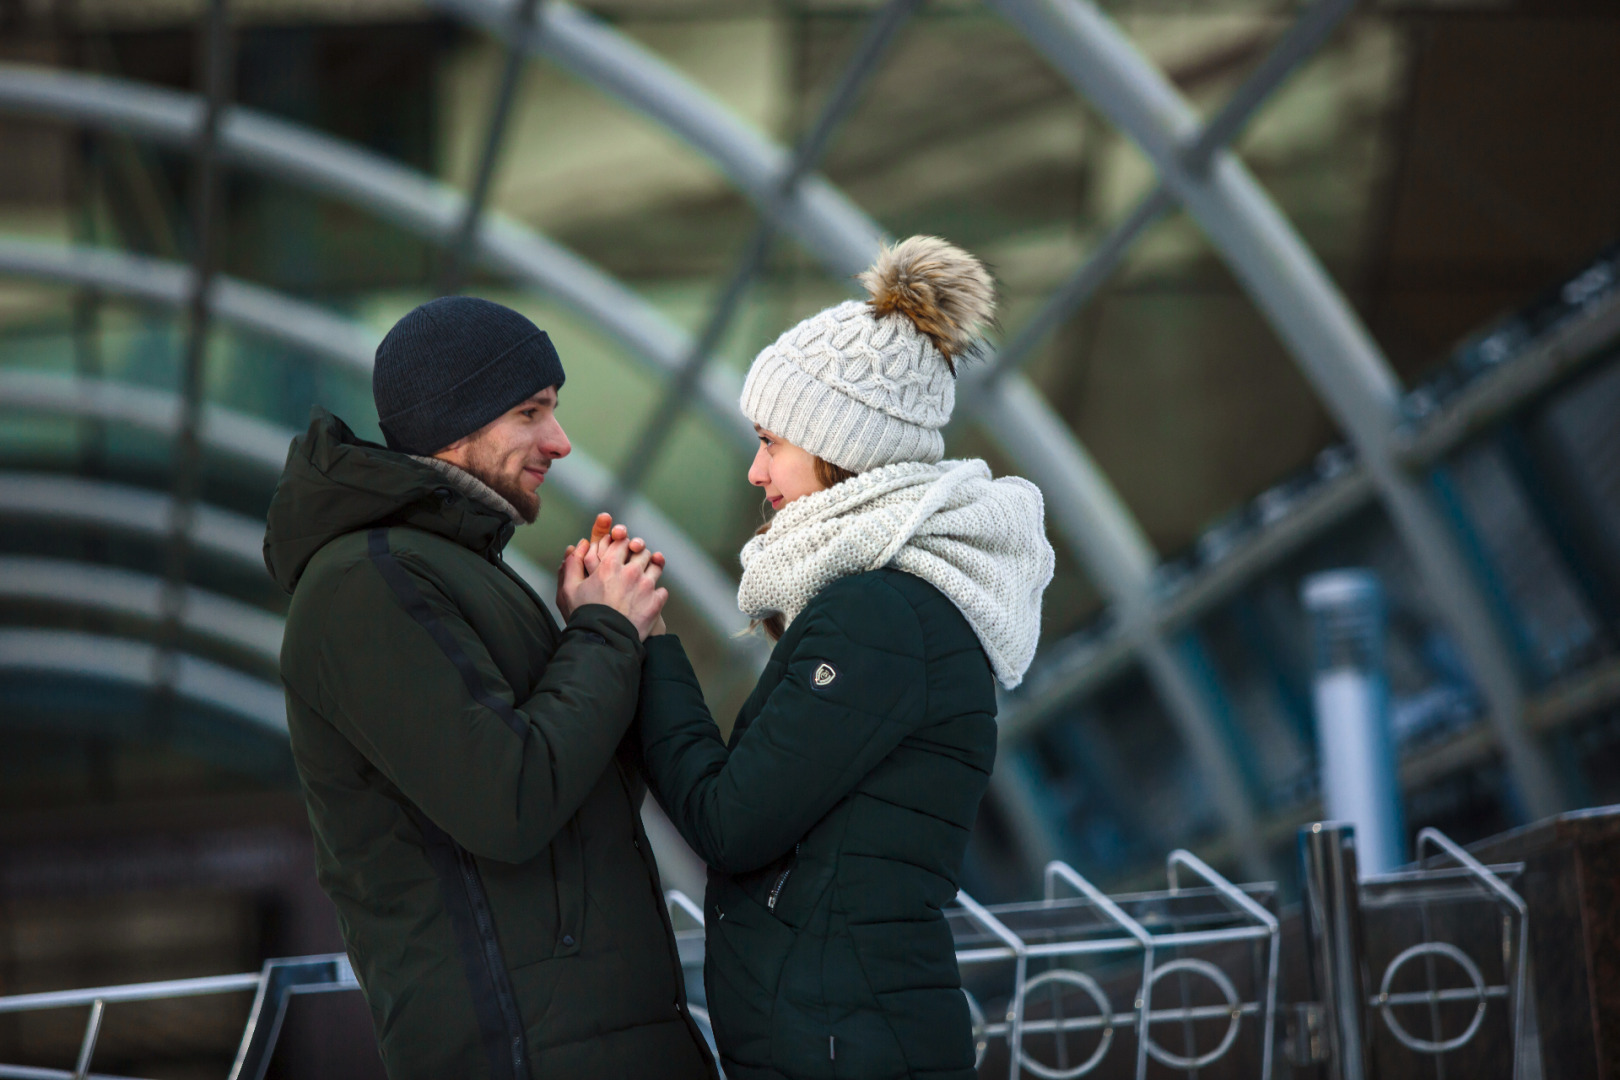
{"left": 1377, "top": 941, "right": 1489, "bottom": 1054}
{"left": 1142, "top": 958, "right": 1244, "bottom": 1070}
{"left": 1014, "top": 969, "right": 1116, "bottom": 1079}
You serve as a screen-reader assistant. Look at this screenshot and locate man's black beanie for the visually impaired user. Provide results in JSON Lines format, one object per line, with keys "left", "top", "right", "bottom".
{"left": 372, "top": 296, "right": 565, "bottom": 455}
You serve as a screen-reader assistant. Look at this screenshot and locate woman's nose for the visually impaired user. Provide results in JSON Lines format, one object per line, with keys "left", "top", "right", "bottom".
{"left": 748, "top": 447, "right": 769, "bottom": 487}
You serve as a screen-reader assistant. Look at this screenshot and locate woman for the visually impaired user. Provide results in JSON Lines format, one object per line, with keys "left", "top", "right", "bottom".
{"left": 636, "top": 236, "right": 1053, "bottom": 1080}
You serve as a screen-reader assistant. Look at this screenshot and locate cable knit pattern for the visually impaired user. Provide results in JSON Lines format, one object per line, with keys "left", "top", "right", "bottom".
{"left": 737, "top": 459, "right": 1055, "bottom": 689}
{"left": 741, "top": 299, "right": 956, "bottom": 473}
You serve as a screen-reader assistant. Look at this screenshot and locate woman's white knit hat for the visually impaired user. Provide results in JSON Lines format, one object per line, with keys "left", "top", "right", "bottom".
{"left": 740, "top": 236, "right": 995, "bottom": 473}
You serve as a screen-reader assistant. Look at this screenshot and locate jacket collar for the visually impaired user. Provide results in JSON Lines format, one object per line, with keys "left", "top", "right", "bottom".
{"left": 263, "top": 408, "right": 519, "bottom": 593}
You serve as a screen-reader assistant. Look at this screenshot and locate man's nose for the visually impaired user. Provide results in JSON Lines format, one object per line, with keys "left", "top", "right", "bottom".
{"left": 542, "top": 417, "right": 571, "bottom": 460}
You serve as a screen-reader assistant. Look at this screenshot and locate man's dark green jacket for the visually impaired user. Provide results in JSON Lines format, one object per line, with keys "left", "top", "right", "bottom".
{"left": 265, "top": 410, "right": 715, "bottom": 1080}
{"left": 639, "top": 568, "right": 998, "bottom": 1080}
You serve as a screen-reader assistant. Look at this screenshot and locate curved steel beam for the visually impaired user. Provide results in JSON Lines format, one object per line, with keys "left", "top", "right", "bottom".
{"left": 0, "top": 368, "right": 762, "bottom": 654}
{"left": 0, "top": 63, "right": 754, "bottom": 452}
{"left": 436, "top": 0, "right": 884, "bottom": 277}
{"left": 987, "top": 0, "right": 1563, "bottom": 819}
{"left": 0, "top": 61, "right": 1161, "bottom": 657}
{"left": 426, "top": 2, "right": 1169, "bottom": 611}
{"left": 0, "top": 237, "right": 375, "bottom": 376}
{"left": 0, "top": 627, "right": 286, "bottom": 736}
{"left": 0, "top": 471, "right": 268, "bottom": 568}
{"left": 436, "top": 1, "right": 1265, "bottom": 869}
{"left": 0, "top": 53, "right": 1237, "bottom": 853}
{"left": 0, "top": 65, "right": 1126, "bottom": 673}
{"left": 0, "top": 555, "right": 282, "bottom": 666}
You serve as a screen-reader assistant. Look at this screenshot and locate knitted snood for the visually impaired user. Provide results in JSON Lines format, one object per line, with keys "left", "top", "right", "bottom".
{"left": 737, "top": 459, "right": 1055, "bottom": 689}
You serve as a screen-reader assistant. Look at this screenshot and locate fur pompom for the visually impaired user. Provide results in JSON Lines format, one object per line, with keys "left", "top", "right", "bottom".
{"left": 858, "top": 235, "right": 995, "bottom": 371}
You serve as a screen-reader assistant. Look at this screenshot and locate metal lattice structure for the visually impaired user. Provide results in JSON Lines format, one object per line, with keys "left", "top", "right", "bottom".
{"left": 0, "top": 0, "right": 1578, "bottom": 879}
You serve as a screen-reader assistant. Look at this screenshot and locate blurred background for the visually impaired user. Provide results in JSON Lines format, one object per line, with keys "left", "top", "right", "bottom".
{"left": 0, "top": 0, "right": 1618, "bottom": 1074}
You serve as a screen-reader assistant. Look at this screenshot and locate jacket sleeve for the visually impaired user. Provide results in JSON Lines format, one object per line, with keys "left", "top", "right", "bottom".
{"left": 315, "top": 545, "right": 644, "bottom": 863}
{"left": 638, "top": 577, "right": 926, "bottom": 874}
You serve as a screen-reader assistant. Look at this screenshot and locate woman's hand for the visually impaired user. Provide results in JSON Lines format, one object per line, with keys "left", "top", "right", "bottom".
{"left": 557, "top": 530, "right": 667, "bottom": 639}
{"left": 556, "top": 512, "right": 667, "bottom": 632}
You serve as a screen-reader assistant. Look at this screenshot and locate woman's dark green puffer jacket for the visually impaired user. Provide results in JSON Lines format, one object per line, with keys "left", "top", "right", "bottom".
{"left": 638, "top": 567, "right": 998, "bottom": 1080}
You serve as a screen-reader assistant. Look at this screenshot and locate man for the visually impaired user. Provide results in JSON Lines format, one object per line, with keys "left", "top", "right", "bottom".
{"left": 263, "top": 296, "right": 717, "bottom": 1080}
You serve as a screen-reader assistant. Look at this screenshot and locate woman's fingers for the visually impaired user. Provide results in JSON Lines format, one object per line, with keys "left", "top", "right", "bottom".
{"left": 589, "top": 513, "right": 613, "bottom": 545}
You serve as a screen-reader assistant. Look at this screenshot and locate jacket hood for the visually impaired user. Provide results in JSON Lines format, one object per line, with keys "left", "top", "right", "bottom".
{"left": 263, "top": 408, "right": 517, "bottom": 593}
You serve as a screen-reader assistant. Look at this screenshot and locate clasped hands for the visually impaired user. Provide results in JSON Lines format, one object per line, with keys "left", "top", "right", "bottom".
{"left": 556, "top": 512, "right": 668, "bottom": 640}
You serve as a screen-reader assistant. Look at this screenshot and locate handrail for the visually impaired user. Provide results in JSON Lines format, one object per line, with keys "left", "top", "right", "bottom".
{"left": 0, "top": 971, "right": 260, "bottom": 1014}
{"left": 665, "top": 889, "right": 705, "bottom": 928}
{"left": 1166, "top": 847, "right": 1279, "bottom": 930}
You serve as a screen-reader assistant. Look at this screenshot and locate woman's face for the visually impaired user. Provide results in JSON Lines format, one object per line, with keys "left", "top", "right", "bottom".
{"left": 748, "top": 425, "right": 825, "bottom": 510}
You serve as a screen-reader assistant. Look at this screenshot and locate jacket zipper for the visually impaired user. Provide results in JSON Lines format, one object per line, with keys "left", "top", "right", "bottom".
{"left": 767, "top": 843, "right": 801, "bottom": 912}
{"left": 456, "top": 847, "right": 529, "bottom": 1077}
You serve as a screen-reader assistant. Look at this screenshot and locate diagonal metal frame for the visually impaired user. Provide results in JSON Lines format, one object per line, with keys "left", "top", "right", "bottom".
{"left": 439, "top": 0, "right": 1285, "bottom": 874}
{"left": 0, "top": 27, "right": 1246, "bottom": 869}
{"left": 434, "top": 0, "right": 884, "bottom": 273}
{"left": 605, "top": 0, "right": 921, "bottom": 511}
{"left": 0, "top": 62, "right": 1148, "bottom": 683}
{"left": 438, "top": 0, "right": 544, "bottom": 296}
{"left": 0, "top": 62, "right": 755, "bottom": 450}
{"left": 427, "top": 0, "right": 1177, "bottom": 697}
{"left": 1, "top": 0, "right": 1554, "bottom": 872}
{"left": 988, "top": 0, "right": 1563, "bottom": 819}
{"left": 961, "top": 0, "right": 1366, "bottom": 871}
{"left": 155, "top": 0, "right": 233, "bottom": 725}
{"left": 983, "top": 0, "right": 1359, "bottom": 386}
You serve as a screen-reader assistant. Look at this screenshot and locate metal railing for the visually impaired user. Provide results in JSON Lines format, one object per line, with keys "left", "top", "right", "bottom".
{"left": 0, "top": 956, "right": 356, "bottom": 1080}
{"left": 0, "top": 826, "right": 1531, "bottom": 1080}
{"left": 670, "top": 852, "right": 1279, "bottom": 1080}
{"left": 1297, "top": 822, "right": 1536, "bottom": 1079}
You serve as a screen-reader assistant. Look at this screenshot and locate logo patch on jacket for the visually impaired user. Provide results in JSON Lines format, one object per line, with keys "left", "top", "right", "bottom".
{"left": 812, "top": 662, "right": 838, "bottom": 689}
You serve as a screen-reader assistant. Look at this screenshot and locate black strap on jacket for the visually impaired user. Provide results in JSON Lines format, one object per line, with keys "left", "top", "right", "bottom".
{"left": 367, "top": 527, "right": 528, "bottom": 739}
{"left": 367, "top": 528, "right": 531, "bottom": 1080}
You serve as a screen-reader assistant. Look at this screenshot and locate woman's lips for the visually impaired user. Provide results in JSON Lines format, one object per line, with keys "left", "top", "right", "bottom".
{"left": 768, "top": 495, "right": 783, "bottom": 508}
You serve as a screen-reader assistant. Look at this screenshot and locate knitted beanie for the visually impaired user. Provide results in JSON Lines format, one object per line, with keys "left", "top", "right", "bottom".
{"left": 373, "top": 296, "right": 565, "bottom": 455}
{"left": 740, "top": 236, "right": 995, "bottom": 473}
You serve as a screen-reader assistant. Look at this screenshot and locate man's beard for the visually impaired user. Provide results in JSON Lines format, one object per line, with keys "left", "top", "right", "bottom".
{"left": 462, "top": 451, "right": 541, "bottom": 525}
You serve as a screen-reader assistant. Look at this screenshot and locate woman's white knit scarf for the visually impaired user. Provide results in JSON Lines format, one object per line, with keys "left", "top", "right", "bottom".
{"left": 737, "top": 459, "right": 1055, "bottom": 689}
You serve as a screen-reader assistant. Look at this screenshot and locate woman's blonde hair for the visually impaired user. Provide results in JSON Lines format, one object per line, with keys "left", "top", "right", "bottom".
{"left": 746, "top": 456, "right": 857, "bottom": 642}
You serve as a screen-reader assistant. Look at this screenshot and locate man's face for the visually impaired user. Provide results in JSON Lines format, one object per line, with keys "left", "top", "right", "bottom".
{"left": 435, "top": 387, "right": 570, "bottom": 524}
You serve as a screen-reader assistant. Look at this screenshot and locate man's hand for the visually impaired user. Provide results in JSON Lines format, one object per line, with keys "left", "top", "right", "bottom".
{"left": 557, "top": 525, "right": 668, "bottom": 640}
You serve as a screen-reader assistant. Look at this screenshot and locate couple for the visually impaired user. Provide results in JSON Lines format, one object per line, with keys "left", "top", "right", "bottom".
{"left": 264, "top": 236, "right": 1055, "bottom": 1080}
